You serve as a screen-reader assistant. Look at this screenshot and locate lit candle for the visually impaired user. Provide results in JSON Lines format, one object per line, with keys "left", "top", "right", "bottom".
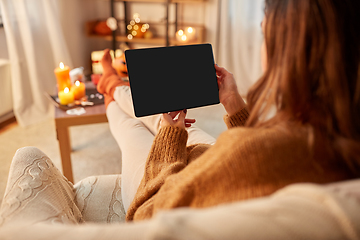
{"left": 58, "top": 87, "right": 74, "bottom": 105}
{"left": 54, "top": 62, "right": 71, "bottom": 91}
{"left": 186, "top": 27, "right": 196, "bottom": 41}
{"left": 176, "top": 29, "right": 188, "bottom": 43}
{"left": 71, "top": 80, "right": 86, "bottom": 100}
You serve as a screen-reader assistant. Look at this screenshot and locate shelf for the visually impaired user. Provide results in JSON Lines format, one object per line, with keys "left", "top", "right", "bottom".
{"left": 87, "top": 33, "right": 203, "bottom": 45}
{"left": 87, "top": 0, "right": 207, "bottom": 50}
{"left": 86, "top": 20, "right": 205, "bottom": 46}
{"left": 112, "top": 0, "right": 206, "bottom": 3}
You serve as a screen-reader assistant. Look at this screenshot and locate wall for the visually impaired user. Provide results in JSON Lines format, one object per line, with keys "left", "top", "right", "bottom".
{"left": 58, "top": 0, "right": 110, "bottom": 75}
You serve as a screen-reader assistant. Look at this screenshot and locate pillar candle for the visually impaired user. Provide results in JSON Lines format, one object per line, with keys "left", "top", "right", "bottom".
{"left": 54, "top": 62, "right": 71, "bottom": 91}
{"left": 71, "top": 80, "right": 86, "bottom": 100}
{"left": 58, "top": 87, "right": 74, "bottom": 105}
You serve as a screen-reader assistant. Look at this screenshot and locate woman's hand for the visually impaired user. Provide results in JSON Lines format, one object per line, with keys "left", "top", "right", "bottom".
{"left": 160, "top": 110, "right": 196, "bottom": 129}
{"left": 215, "top": 64, "right": 246, "bottom": 115}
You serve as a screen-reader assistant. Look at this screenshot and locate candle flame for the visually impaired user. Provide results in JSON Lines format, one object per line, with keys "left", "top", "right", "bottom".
{"left": 181, "top": 35, "right": 187, "bottom": 41}
{"left": 75, "top": 80, "right": 80, "bottom": 86}
{"left": 59, "top": 62, "right": 64, "bottom": 69}
{"left": 64, "top": 87, "right": 69, "bottom": 93}
{"left": 187, "top": 27, "right": 193, "bottom": 33}
{"left": 178, "top": 30, "right": 184, "bottom": 36}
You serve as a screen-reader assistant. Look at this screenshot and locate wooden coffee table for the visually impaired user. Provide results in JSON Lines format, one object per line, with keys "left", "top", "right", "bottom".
{"left": 54, "top": 89, "right": 108, "bottom": 183}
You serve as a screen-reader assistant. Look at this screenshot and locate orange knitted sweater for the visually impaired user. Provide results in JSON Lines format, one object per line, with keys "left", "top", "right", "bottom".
{"left": 126, "top": 108, "right": 353, "bottom": 221}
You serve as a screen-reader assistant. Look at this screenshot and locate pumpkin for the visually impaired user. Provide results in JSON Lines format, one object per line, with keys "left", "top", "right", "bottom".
{"left": 112, "top": 54, "right": 128, "bottom": 77}
{"left": 93, "top": 21, "right": 112, "bottom": 36}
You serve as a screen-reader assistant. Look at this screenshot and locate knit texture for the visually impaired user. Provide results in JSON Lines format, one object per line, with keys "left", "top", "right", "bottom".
{"left": 97, "top": 65, "right": 129, "bottom": 108}
{"left": 126, "top": 107, "right": 354, "bottom": 221}
{"left": 0, "top": 147, "right": 83, "bottom": 226}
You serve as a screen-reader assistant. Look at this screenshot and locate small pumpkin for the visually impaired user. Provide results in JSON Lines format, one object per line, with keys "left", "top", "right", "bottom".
{"left": 93, "top": 21, "right": 112, "bottom": 36}
{"left": 112, "top": 54, "right": 128, "bottom": 77}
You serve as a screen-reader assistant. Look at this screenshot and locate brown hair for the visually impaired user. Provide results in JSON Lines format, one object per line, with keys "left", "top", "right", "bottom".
{"left": 246, "top": 0, "right": 360, "bottom": 174}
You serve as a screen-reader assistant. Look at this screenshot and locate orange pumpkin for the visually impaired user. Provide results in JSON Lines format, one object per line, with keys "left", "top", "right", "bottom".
{"left": 112, "top": 54, "right": 128, "bottom": 77}
{"left": 93, "top": 21, "right": 112, "bottom": 36}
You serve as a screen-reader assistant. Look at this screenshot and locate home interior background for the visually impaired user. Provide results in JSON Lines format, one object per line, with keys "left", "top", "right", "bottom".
{"left": 0, "top": 0, "right": 263, "bottom": 127}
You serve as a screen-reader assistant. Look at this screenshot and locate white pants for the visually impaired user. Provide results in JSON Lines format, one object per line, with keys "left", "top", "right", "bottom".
{"left": 106, "top": 86, "right": 216, "bottom": 212}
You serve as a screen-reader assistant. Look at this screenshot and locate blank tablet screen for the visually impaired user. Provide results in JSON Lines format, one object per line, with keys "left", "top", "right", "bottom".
{"left": 125, "top": 44, "right": 219, "bottom": 117}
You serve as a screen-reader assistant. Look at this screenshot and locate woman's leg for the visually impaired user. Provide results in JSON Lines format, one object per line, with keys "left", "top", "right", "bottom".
{"left": 106, "top": 101, "right": 154, "bottom": 212}
{"left": 0, "top": 147, "right": 83, "bottom": 227}
{"left": 112, "top": 86, "right": 216, "bottom": 145}
{"left": 112, "top": 86, "right": 161, "bottom": 136}
{"left": 98, "top": 49, "right": 216, "bottom": 144}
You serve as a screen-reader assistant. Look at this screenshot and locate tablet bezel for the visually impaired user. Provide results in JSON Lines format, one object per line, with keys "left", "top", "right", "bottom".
{"left": 125, "top": 43, "right": 219, "bottom": 117}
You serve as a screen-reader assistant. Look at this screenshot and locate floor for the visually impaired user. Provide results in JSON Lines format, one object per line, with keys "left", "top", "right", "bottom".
{"left": 0, "top": 117, "right": 17, "bottom": 134}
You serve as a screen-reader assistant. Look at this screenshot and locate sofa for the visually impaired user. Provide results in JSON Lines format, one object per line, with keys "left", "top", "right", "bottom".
{"left": 0, "top": 146, "right": 359, "bottom": 239}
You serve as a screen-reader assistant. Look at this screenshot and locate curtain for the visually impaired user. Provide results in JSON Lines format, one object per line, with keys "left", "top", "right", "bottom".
{"left": 217, "top": 0, "right": 264, "bottom": 96}
{"left": 0, "top": 0, "right": 72, "bottom": 127}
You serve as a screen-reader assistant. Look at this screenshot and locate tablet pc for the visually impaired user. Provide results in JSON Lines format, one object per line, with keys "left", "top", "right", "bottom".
{"left": 125, "top": 43, "right": 219, "bottom": 117}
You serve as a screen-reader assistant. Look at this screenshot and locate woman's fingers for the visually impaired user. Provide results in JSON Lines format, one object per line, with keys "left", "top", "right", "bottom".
{"left": 185, "top": 118, "right": 196, "bottom": 124}
{"left": 214, "top": 64, "right": 229, "bottom": 77}
{"left": 168, "top": 110, "right": 181, "bottom": 119}
{"left": 177, "top": 110, "right": 186, "bottom": 125}
{"left": 161, "top": 110, "right": 196, "bottom": 129}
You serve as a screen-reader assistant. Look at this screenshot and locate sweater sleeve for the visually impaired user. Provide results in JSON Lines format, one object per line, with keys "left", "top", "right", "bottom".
{"left": 126, "top": 126, "right": 188, "bottom": 221}
{"left": 223, "top": 107, "right": 249, "bottom": 128}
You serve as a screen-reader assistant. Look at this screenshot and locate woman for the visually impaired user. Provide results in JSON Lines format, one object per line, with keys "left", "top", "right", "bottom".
{"left": 96, "top": 0, "right": 360, "bottom": 222}
{"left": 1, "top": 0, "right": 359, "bottom": 229}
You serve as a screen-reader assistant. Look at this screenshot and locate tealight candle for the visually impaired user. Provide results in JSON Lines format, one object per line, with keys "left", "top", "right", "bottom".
{"left": 54, "top": 62, "right": 71, "bottom": 91}
{"left": 176, "top": 29, "right": 188, "bottom": 43}
{"left": 58, "top": 87, "right": 74, "bottom": 105}
{"left": 71, "top": 80, "right": 86, "bottom": 100}
{"left": 186, "top": 27, "right": 196, "bottom": 41}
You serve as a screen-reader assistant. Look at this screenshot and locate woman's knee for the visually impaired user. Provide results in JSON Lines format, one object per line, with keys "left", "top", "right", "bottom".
{"left": 5, "top": 147, "right": 64, "bottom": 196}
{"left": 12, "top": 147, "right": 49, "bottom": 165}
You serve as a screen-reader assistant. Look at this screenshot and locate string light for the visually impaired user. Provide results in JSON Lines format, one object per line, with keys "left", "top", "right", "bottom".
{"left": 126, "top": 13, "right": 151, "bottom": 39}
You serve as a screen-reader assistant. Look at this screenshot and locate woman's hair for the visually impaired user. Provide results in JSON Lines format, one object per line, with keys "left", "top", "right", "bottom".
{"left": 246, "top": 0, "right": 360, "bottom": 174}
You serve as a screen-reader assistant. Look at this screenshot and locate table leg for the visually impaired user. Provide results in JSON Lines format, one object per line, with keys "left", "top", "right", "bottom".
{"left": 56, "top": 126, "right": 74, "bottom": 183}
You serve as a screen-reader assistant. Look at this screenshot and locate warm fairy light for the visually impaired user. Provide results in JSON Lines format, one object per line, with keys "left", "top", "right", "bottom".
{"left": 59, "top": 62, "right": 64, "bottom": 69}
{"left": 181, "top": 35, "right": 187, "bottom": 41}
{"left": 64, "top": 87, "right": 69, "bottom": 93}
{"left": 178, "top": 30, "right": 184, "bottom": 36}
{"left": 127, "top": 13, "right": 150, "bottom": 39}
{"left": 187, "top": 27, "right": 193, "bottom": 33}
{"left": 75, "top": 80, "right": 80, "bottom": 86}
